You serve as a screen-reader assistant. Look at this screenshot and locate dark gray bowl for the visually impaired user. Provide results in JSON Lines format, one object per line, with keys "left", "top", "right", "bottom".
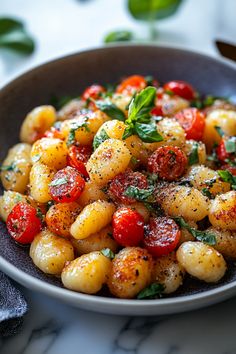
{"left": 0, "top": 45, "right": 236, "bottom": 315}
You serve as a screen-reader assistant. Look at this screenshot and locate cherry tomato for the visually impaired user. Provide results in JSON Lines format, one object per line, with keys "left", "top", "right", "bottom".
{"left": 67, "top": 145, "right": 92, "bottom": 178}
{"left": 175, "top": 108, "right": 205, "bottom": 141}
{"left": 44, "top": 127, "right": 64, "bottom": 140}
{"left": 6, "top": 202, "right": 42, "bottom": 244}
{"left": 108, "top": 169, "right": 148, "bottom": 204}
{"left": 148, "top": 146, "right": 187, "bottom": 181}
{"left": 112, "top": 207, "right": 144, "bottom": 247}
{"left": 82, "top": 84, "right": 105, "bottom": 101}
{"left": 163, "top": 80, "right": 195, "bottom": 100}
{"left": 116, "top": 75, "right": 147, "bottom": 95}
{"left": 151, "top": 106, "right": 164, "bottom": 116}
{"left": 143, "top": 217, "right": 180, "bottom": 257}
{"left": 49, "top": 166, "right": 85, "bottom": 203}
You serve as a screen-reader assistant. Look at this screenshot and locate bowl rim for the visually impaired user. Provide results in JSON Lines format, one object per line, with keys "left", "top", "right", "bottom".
{"left": 0, "top": 44, "right": 236, "bottom": 312}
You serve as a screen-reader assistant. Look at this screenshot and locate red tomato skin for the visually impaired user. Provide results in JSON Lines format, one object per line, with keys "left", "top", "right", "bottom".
{"left": 6, "top": 202, "right": 42, "bottom": 244}
{"left": 148, "top": 146, "right": 187, "bottom": 181}
{"left": 82, "top": 85, "right": 105, "bottom": 101}
{"left": 216, "top": 139, "right": 230, "bottom": 162}
{"left": 151, "top": 106, "right": 164, "bottom": 117}
{"left": 163, "top": 80, "right": 195, "bottom": 100}
{"left": 143, "top": 217, "right": 180, "bottom": 257}
{"left": 49, "top": 166, "right": 85, "bottom": 203}
{"left": 113, "top": 207, "right": 144, "bottom": 247}
{"left": 175, "top": 108, "right": 205, "bottom": 141}
{"left": 108, "top": 170, "right": 148, "bottom": 204}
{"left": 116, "top": 75, "right": 147, "bottom": 95}
{"left": 67, "top": 145, "right": 91, "bottom": 178}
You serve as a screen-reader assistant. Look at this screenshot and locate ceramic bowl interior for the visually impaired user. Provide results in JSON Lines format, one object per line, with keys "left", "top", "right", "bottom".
{"left": 0, "top": 45, "right": 236, "bottom": 315}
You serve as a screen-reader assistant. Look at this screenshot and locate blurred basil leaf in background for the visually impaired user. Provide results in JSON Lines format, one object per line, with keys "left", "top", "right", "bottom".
{"left": 128, "top": 0, "right": 183, "bottom": 20}
{"left": 104, "top": 30, "right": 133, "bottom": 44}
{"left": 0, "top": 18, "right": 35, "bottom": 55}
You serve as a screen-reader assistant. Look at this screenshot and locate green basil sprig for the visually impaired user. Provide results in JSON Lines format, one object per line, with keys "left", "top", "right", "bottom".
{"left": 122, "top": 86, "right": 163, "bottom": 143}
{"left": 173, "top": 217, "right": 216, "bottom": 245}
{"left": 93, "top": 128, "right": 110, "bottom": 150}
{"left": 0, "top": 17, "right": 35, "bottom": 54}
{"left": 128, "top": 0, "right": 182, "bottom": 21}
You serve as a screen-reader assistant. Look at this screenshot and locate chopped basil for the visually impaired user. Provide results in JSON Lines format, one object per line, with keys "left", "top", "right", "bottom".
{"left": 49, "top": 177, "right": 68, "bottom": 187}
{"left": 0, "top": 162, "right": 20, "bottom": 173}
{"left": 50, "top": 95, "right": 78, "bottom": 110}
{"left": 46, "top": 200, "right": 55, "bottom": 210}
{"left": 93, "top": 128, "right": 110, "bottom": 150}
{"left": 137, "top": 283, "right": 165, "bottom": 300}
{"left": 95, "top": 100, "right": 126, "bottom": 121}
{"left": 67, "top": 117, "right": 90, "bottom": 146}
{"left": 225, "top": 137, "right": 236, "bottom": 153}
{"left": 124, "top": 185, "right": 155, "bottom": 202}
{"left": 134, "top": 121, "right": 163, "bottom": 143}
{"left": 188, "top": 142, "right": 199, "bottom": 165}
{"left": 173, "top": 217, "right": 216, "bottom": 245}
{"left": 201, "top": 188, "right": 213, "bottom": 199}
{"left": 164, "top": 89, "right": 174, "bottom": 96}
{"left": 130, "top": 156, "right": 139, "bottom": 165}
{"left": 31, "top": 154, "right": 41, "bottom": 163}
{"left": 214, "top": 126, "right": 224, "bottom": 137}
{"left": 217, "top": 170, "right": 236, "bottom": 190}
{"left": 101, "top": 248, "right": 115, "bottom": 260}
{"left": 104, "top": 30, "right": 133, "bottom": 43}
{"left": 147, "top": 172, "right": 159, "bottom": 185}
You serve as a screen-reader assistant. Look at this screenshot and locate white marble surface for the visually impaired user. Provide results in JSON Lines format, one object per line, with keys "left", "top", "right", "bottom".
{"left": 1, "top": 0, "right": 236, "bottom": 353}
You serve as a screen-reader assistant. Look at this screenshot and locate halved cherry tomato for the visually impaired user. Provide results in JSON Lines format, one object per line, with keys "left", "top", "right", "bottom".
{"left": 163, "top": 80, "right": 195, "bottom": 100}
{"left": 116, "top": 75, "right": 147, "bottom": 95}
{"left": 49, "top": 166, "right": 85, "bottom": 203}
{"left": 143, "top": 217, "right": 180, "bottom": 257}
{"left": 67, "top": 145, "right": 92, "bottom": 178}
{"left": 6, "top": 202, "right": 42, "bottom": 244}
{"left": 44, "top": 127, "right": 64, "bottom": 140}
{"left": 108, "top": 169, "right": 148, "bottom": 204}
{"left": 175, "top": 108, "right": 205, "bottom": 141}
{"left": 82, "top": 84, "right": 105, "bottom": 101}
{"left": 113, "top": 207, "right": 144, "bottom": 247}
{"left": 148, "top": 146, "right": 187, "bottom": 181}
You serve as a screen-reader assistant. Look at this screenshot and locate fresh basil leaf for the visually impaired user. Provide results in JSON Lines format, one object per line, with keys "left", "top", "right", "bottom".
{"left": 137, "top": 283, "right": 165, "bottom": 299}
{"left": 217, "top": 170, "right": 236, "bottom": 190}
{"left": 104, "top": 30, "right": 133, "bottom": 43}
{"left": 225, "top": 137, "right": 236, "bottom": 153}
{"left": 173, "top": 216, "right": 216, "bottom": 246}
{"left": 128, "top": 0, "right": 182, "bottom": 21}
{"left": 49, "top": 177, "right": 68, "bottom": 187}
{"left": 134, "top": 121, "right": 163, "bottom": 143}
{"left": 124, "top": 185, "right": 155, "bottom": 202}
{"left": 188, "top": 142, "right": 199, "bottom": 165}
{"left": 201, "top": 188, "right": 213, "bottom": 199}
{"left": 0, "top": 17, "right": 35, "bottom": 54}
{"left": 128, "top": 86, "right": 156, "bottom": 123}
{"left": 101, "top": 248, "right": 115, "bottom": 260}
{"left": 95, "top": 100, "right": 126, "bottom": 121}
{"left": 93, "top": 128, "right": 110, "bottom": 150}
{"left": 214, "top": 126, "right": 225, "bottom": 137}
{"left": 122, "top": 86, "right": 157, "bottom": 139}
